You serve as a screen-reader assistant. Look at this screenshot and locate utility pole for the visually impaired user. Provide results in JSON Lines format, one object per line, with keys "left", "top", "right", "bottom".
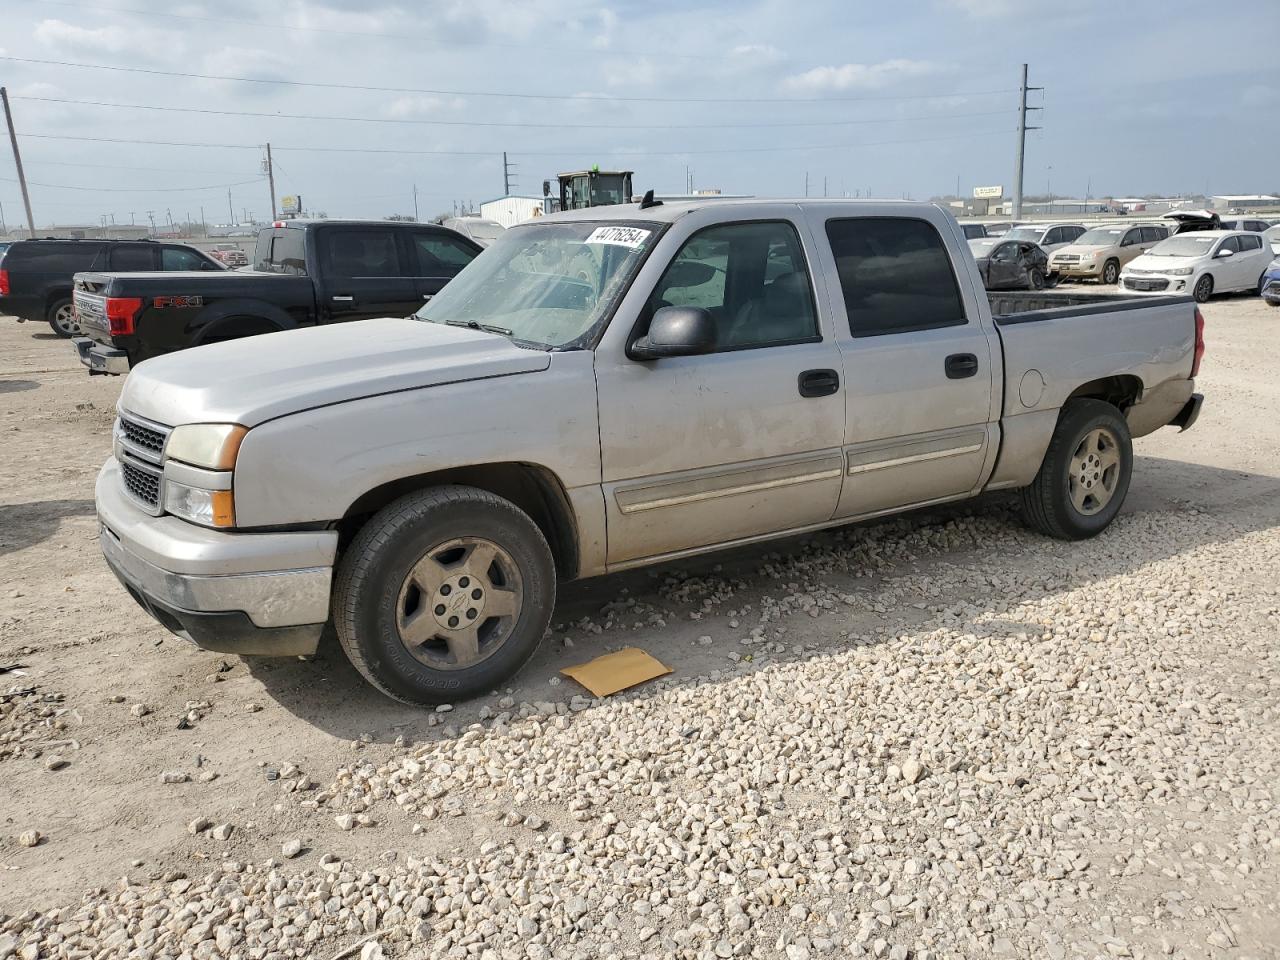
{"left": 0, "top": 200, "right": 6, "bottom": 235}
{"left": 146, "top": 210, "right": 156, "bottom": 236}
{"left": 823, "top": 176, "right": 828, "bottom": 198}
{"left": 200, "top": 206, "right": 206, "bottom": 236}
{"left": 413, "top": 184, "right": 419, "bottom": 222}
{"left": 502, "top": 152, "right": 517, "bottom": 196}
{"left": 1012, "top": 63, "right": 1042, "bottom": 220}
{"left": 264, "top": 142, "right": 277, "bottom": 221}
{"left": 227, "top": 189, "right": 234, "bottom": 225}
{"left": 804, "top": 172, "right": 809, "bottom": 198}
{"left": 1, "top": 87, "right": 36, "bottom": 238}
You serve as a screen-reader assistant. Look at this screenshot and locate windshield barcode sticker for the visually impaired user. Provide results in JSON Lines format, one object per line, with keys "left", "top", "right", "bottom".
{"left": 585, "top": 226, "right": 651, "bottom": 248}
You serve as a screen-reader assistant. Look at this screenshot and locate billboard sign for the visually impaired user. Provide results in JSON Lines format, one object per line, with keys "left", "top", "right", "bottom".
{"left": 972, "top": 185, "right": 1004, "bottom": 199}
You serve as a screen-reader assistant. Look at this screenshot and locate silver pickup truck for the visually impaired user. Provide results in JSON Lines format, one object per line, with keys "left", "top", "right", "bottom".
{"left": 94, "top": 199, "right": 1204, "bottom": 704}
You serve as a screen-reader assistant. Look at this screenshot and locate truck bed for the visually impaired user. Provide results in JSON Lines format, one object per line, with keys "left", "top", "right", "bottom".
{"left": 986, "top": 289, "right": 1189, "bottom": 320}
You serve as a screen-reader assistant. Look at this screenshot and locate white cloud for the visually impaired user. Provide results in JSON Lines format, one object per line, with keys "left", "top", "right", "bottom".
{"left": 383, "top": 95, "right": 466, "bottom": 118}
{"left": 731, "top": 43, "right": 784, "bottom": 63}
{"left": 784, "top": 59, "right": 940, "bottom": 93}
{"left": 34, "top": 17, "right": 187, "bottom": 59}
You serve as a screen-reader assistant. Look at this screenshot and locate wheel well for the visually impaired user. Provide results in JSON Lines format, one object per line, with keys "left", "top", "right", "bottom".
{"left": 339, "top": 463, "right": 580, "bottom": 580}
{"left": 195, "top": 316, "right": 281, "bottom": 345}
{"left": 1065, "top": 374, "right": 1142, "bottom": 412}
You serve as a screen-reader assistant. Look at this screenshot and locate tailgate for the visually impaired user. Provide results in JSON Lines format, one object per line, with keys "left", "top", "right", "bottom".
{"left": 72, "top": 288, "right": 112, "bottom": 344}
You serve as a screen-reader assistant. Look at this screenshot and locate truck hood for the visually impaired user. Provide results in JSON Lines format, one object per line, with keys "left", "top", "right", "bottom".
{"left": 1124, "top": 254, "right": 1207, "bottom": 273}
{"left": 120, "top": 317, "right": 551, "bottom": 427}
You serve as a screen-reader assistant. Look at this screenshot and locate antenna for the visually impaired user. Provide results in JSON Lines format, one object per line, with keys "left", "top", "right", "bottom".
{"left": 638, "top": 189, "right": 663, "bottom": 210}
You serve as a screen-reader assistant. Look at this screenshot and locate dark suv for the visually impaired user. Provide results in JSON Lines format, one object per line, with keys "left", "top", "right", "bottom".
{"left": 0, "top": 238, "right": 224, "bottom": 336}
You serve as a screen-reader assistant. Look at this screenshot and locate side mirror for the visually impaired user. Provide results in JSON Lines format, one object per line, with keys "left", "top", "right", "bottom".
{"left": 1215, "top": 248, "right": 1234, "bottom": 258}
{"left": 631, "top": 306, "right": 716, "bottom": 360}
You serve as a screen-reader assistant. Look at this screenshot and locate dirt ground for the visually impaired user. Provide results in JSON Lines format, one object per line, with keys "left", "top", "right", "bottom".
{"left": 1, "top": 293, "right": 1278, "bottom": 958}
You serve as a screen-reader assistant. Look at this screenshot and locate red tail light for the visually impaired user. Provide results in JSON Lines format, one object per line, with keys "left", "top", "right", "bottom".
{"left": 1190, "top": 306, "right": 1205, "bottom": 377}
{"left": 106, "top": 296, "right": 144, "bottom": 336}
{"left": 0, "top": 268, "right": 9, "bottom": 296}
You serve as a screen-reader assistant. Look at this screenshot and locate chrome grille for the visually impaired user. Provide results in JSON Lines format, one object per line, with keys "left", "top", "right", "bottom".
{"left": 119, "top": 418, "right": 166, "bottom": 455}
{"left": 115, "top": 413, "right": 171, "bottom": 515}
{"left": 121, "top": 460, "right": 161, "bottom": 508}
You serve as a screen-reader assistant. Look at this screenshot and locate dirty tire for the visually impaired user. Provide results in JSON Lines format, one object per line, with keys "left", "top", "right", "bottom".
{"left": 47, "top": 298, "right": 78, "bottom": 337}
{"left": 1028, "top": 268, "right": 1046, "bottom": 290}
{"left": 1193, "top": 274, "right": 1214, "bottom": 303}
{"left": 1101, "top": 260, "right": 1120, "bottom": 285}
{"left": 1020, "top": 399, "right": 1133, "bottom": 541}
{"left": 333, "top": 485, "right": 555, "bottom": 706}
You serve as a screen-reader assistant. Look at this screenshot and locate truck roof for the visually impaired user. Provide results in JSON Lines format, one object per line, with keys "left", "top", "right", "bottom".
{"left": 536, "top": 197, "right": 944, "bottom": 226}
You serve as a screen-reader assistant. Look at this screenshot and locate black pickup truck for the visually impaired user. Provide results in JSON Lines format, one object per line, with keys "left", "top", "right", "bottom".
{"left": 71, "top": 219, "right": 483, "bottom": 374}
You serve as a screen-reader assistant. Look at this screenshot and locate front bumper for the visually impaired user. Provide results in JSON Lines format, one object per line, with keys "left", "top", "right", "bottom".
{"left": 73, "top": 336, "right": 130, "bottom": 376}
{"left": 96, "top": 460, "right": 338, "bottom": 656}
{"left": 1120, "top": 274, "right": 1193, "bottom": 295}
{"left": 1262, "top": 276, "right": 1280, "bottom": 303}
{"left": 1052, "top": 262, "right": 1102, "bottom": 278}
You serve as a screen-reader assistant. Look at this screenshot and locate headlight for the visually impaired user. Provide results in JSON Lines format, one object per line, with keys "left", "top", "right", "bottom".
{"left": 1166, "top": 267, "right": 1193, "bottom": 276}
{"left": 164, "top": 480, "right": 236, "bottom": 528}
{"left": 1079, "top": 252, "right": 1096, "bottom": 262}
{"left": 166, "top": 423, "right": 247, "bottom": 470}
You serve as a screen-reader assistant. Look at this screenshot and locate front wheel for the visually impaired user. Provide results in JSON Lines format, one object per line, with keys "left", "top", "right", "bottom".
{"left": 47, "top": 298, "right": 79, "bottom": 337}
{"left": 1028, "top": 268, "right": 1046, "bottom": 290}
{"left": 332, "top": 485, "right": 555, "bottom": 705}
{"left": 1101, "top": 260, "right": 1120, "bottom": 285}
{"left": 1020, "top": 399, "right": 1133, "bottom": 541}
{"left": 1193, "top": 274, "right": 1214, "bottom": 304}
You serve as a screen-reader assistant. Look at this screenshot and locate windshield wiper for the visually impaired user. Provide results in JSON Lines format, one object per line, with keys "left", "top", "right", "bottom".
{"left": 444, "top": 318, "right": 514, "bottom": 336}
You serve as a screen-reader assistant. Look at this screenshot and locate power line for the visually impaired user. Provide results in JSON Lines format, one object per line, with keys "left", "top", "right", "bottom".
{"left": 0, "top": 54, "right": 1017, "bottom": 106}
{"left": 25, "top": 157, "right": 247, "bottom": 175}
{"left": 10, "top": 94, "right": 1014, "bottom": 132}
{"left": 18, "top": 128, "right": 1015, "bottom": 159}
{"left": 1, "top": 174, "right": 267, "bottom": 193}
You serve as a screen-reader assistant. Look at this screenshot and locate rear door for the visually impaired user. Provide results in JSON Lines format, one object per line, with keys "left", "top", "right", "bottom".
{"left": 318, "top": 226, "right": 419, "bottom": 322}
{"left": 160, "top": 245, "right": 221, "bottom": 272}
{"left": 1232, "top": 234, "right": 1269, "bottom": 290}
{"left": 808, "top": 211, "right": 999, "bottom": 519}
{"left": 406, "top": 228, "right": 481, "bottom": 305}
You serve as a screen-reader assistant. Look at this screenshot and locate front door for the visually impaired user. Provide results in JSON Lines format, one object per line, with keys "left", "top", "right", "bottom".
{"left": 807, "top": 212, "right": 999, "bottom": 519}
{"left": 594, "top": 218, "right": 846, "bottom": 566}
{"left": 318, "top": 226, "right": 420, "bottom": 323}
{"left": 987, "top": 241, "right": 1023, "bottom": 289}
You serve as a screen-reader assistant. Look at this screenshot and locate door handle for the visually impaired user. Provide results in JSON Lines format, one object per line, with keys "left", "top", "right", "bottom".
{"left": 945, "top": 353, "right": 979, "bottom": 379}
{"left": 422, "top": 293, "right": 434, "bottom": 300}
{"left": 331, "top": 295, "right": 354, "bottom": 302}
{"left": 798, "top": 368, "right": 840, "bottom": 398}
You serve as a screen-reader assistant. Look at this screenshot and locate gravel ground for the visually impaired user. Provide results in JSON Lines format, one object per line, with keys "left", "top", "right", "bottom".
{"left": 1, "top": 294, "right": 1278, "bottom": 960}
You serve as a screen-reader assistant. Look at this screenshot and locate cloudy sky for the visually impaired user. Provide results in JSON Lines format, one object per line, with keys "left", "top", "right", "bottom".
{"left": 1, "top": 0, "right": 1278, "bottom": 227}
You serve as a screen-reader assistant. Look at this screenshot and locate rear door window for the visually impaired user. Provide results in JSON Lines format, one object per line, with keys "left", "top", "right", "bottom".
{"left": 322, "top": 229, "right": 401, "bottom": 277}
{"left": 109, "top": 244, "right": 156, "bottom": 270}
{"left": 1239, "top": 234, "right": 1263, "bottom": 252}
{"left": 825, "top": 217, "right": 967, "bottom": 337}
{"left": 258, "top": 229, "right": 307, "bottom": 275}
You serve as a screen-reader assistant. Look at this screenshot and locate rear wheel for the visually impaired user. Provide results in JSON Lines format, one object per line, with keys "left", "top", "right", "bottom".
{"left": 1193, "top": 274, "right": 1214, "bottom": 303}
{"left": 333, "top": 485, "right": 556, "bottom": 706}
{"left": 1101, "top": 260, "right": 1120, "bottom": 285}
{"left": 47, "top": 298, "right": 79, "bottom": 337}
{"left": 1020, "top": 399, "right": 1133, "bottom": 541}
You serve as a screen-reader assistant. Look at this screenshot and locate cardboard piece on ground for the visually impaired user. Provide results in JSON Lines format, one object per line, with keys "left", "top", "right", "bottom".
{"left": 560, "top": 647, "right": 672, "bottom": 697}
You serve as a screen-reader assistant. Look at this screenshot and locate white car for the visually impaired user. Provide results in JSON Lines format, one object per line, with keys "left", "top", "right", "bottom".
{"left": 994, "top": 222, "right": 1087, "bottom": 254}
{"left": 1119, "top": 230, "right": 1273, "bottom": 303}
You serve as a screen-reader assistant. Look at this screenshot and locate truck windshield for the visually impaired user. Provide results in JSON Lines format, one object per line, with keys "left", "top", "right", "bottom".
{"left": 416, "top": 220, "right": 659, "bottom": 348}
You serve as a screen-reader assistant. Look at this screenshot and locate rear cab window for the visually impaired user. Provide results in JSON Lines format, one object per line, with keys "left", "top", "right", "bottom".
{"left": 255, "top": 228, "right": 307, "bottom": 275}
{"left": 824, "top": 217, "right": 967, "bottom": 337}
